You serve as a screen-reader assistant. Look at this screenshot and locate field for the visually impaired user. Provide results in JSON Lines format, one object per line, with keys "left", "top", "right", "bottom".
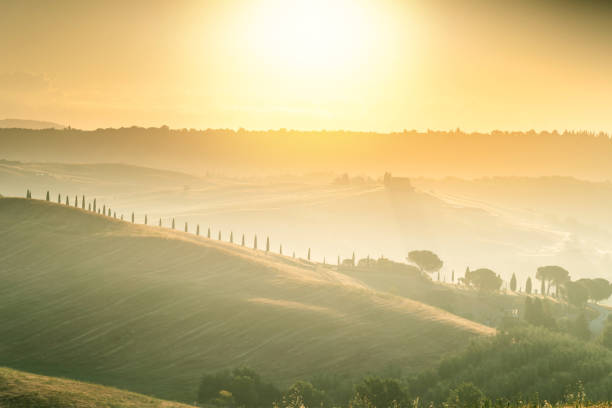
{"left": 0, "top": 366, "right": 195, "bottom": 407}
{"left": 0, "top": 197, "right": 492, "bottom": 402}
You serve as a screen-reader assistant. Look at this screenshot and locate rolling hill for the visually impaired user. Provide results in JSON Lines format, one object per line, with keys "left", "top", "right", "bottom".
{"left": 0, "top": 366, "right": 195, "bottom": 407}
{"left": 0, "top": 197, "right": 493, "bottom": 402}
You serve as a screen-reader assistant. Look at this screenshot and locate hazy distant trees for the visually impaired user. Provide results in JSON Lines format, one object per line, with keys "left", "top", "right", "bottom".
{"left": 525, "top": 277, "right": 532, "bottom": 294}
{"left": 218, "top": 231, "right": 221, "bottom": 240}
{"left": 510, "top": 273, "right": 517, "bottom": 291}
{"left": 185, "top": 222, "right": 188, "bottom": 232}
{"left": 196, "top": 224, "right": 200, "bottom": 236}
{"left": 307, "top": 248, "right": 311, "bottom": 261}
{"left": 172, "top": 218, "right": 175, "bottom": 229}
{"left": 351, "top": 377, "right": 408, "bottom": 408}
{"left": 254, "top": 235, "right": 258, "bottom": 250}
{"left": 602, "top": 320, "right": 612, "bottom": 350}
{"left": 197, "top": 367, "right": 280, "bottom": 408}
{"left": 574, "top": 278, "right": 612, "bottom": 303}
{"left": 537, "top": 265, "right": 570, "bottom": 296}
{"left": 131, "top": 212, "right": 135, "bottom": 223}
{"left": 465, "top": 268, "right": 502, "bottom": 291}
{"left": 144, "top": 214, "right": 148, "bottom": 225}
{"left": 207, "top": 227, "right": 211, "bottom": 238}
{"left": 241, "top": 234, "right": 245, "bottom": 246}
{"left": 565, "top": 280, "right": 590, "bottom": 308}
{"left": 524, "top": 297, "right": 556, "bottom": 329}
{"left": 445, "top": 383, "right": 485, "bottom": 408}
{"left": 230, "top": 231, "right": 233, "bottom": 243}
{"left": 266, "top": 237, "right": 270, "bottom": 252}
{"left": 407, "top": 250, "right": 443, "bottom": 276}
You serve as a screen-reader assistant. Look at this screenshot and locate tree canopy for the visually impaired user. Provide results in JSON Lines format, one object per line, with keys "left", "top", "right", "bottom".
{"left": 407, "top": 250, "right": 443, "bottom": 274}
{"left": 464, "top": 268, "right": 502, "bottom": 291}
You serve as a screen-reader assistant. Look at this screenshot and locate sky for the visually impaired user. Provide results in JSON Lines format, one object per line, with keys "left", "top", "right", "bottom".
{"left": 1, "top": 0, "right": 612, "bottom": 132}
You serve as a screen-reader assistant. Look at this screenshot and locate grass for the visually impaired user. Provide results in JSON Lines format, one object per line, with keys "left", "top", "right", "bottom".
{"left": 0, "top": 197, "right": 493, "bottom": 402}
{"left": 0, "top": 366, "right": 195, "bottom": 407}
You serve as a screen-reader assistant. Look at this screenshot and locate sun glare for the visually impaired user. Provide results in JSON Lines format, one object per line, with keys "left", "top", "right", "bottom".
{"left": 247, "top": 0, "right": 375, "bottom": 74}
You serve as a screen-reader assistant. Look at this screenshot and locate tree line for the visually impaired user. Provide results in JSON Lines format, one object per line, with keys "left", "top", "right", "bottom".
{"left": 197, "top": 326, "right": 612, "bottom": 407}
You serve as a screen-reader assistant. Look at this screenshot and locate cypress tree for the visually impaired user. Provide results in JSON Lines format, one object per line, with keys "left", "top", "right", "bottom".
{"left": 437, "top": 271, "right": 440, "bottom": 281}
{"left": 74, "top": 195, "right": 78, "bottom": 207}
{"left": 323, "top": 257, "right": 326, "bottom": 265}
{"left": 207, "top": 227, "right": 211, "bottom": 238}
{"left": 159, "top": 218, "right": 162, "bottom": 227}
{"left": 218, "top": 230, "right": 221, "bottom": 240}
{"left": 279, "top": 244, "right": 282, "bottom": 255}
{"left": 131, "top": 212, "right": 135, "bottom": 223}
{"left": 337, "top": 255, "right": 340, "bottom": 265}
{"left": 121, "top": 214, "right": 124, "bottom": 221}
{"left": 172, "top": 218, "right": 175, "bottom": 229}
{"left": 108, "top": 208, "right": 111, "bottom": 217}
{"left": 58, "top": 193, "right": 61, "bottom": 203}
{"left": 113, "top": 212, "right": 116, "bottom": 218}
{"left": 541, "top": 279, "right": 545, "bottom": 296}
{"left": 452, "top": 270, "right": 455, "bottom": 282}
{"left": 65, "top": 196, "right": 69, "bottom": 205}
{"left": 88, "top": 203, "right": 91, "bottom": 211}
{"left": 196, "top": 224, "right": 200, "bottom": 236}
{"left": 46, "top": 191, "right": 50, "bottom": 201}
{"left": 185, "top": 222, "right": 188, "bottom": 232}
{"left": 26, "top": 189, "right": 30, "bottom": 199}
{"left": 526, "top": 277, "right": 533, "bottom": 294}
{"left": 352, "top": 251, "right": 355, "bottom": 266}
{"left": 266, "top": 237, "right": 270, "bottom": 252}
{"left": 81, "top": 195, "right": 85, "bottom": 209}
{"left": 241, "top": 234, "right": 245, "bottom": 246}
{"left": 93, "top": 198, "right": 96, "bottom": 212}
{"left": 103, "top": 204, "right": 106, "bottom": 215}
{"left": 308, "top": 248, "right": 311, "bottom": 261}
{"left": 230, "top": 231, "right": 233, "bottom": 243}
{"left": 510, "top": 273, "right": 517, "bottom": 291}
{"left": 254, "top": 235, "right": 258, "bottom": 250}
{"left": 144, "top": 214, "right": 148, "bottom": 225}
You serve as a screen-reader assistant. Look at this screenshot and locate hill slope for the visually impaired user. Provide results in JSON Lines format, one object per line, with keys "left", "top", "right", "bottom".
{"left": 0, "top": 367, "right": 194, "bottom": 407}
{"left": 0, "top": 197, "right": 493, "bottom": 402}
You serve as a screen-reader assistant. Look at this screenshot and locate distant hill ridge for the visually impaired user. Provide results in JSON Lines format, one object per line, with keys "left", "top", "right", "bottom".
{"left": 1, "top": 127, "right": 611, "bottom": 179}
{"left": 0, "top": 196, "right": 493, "bottom": 402}
{"left": 0, "top": 118, "right": 64, "bottom": 129}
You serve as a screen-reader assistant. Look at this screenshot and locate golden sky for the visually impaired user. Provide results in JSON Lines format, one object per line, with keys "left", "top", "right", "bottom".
{"left": 1, "top": 0, "right": 611, "bottom": 132}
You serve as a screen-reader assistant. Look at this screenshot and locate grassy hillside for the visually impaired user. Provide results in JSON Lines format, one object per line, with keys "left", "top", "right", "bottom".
{"left": 0, "top": 197, "right": 493, "bottom": 402}
{"left": 0, "top": 366, "right": 195, "bottom": 407}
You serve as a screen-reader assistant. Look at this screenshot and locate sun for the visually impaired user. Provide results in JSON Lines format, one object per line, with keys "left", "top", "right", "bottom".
{"left": 246, "top": 0, "right": 374, "bottom": 74}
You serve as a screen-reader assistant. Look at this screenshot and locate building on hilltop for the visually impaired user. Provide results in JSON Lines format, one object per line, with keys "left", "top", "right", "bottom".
{"left": 383, "top": 172, "right": 414, "bottom": 192}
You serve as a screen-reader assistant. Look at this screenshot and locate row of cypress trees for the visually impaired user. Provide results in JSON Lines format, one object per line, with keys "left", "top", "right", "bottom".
{"left": 27, "top": 189, "right": 327, "bottom": 262}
